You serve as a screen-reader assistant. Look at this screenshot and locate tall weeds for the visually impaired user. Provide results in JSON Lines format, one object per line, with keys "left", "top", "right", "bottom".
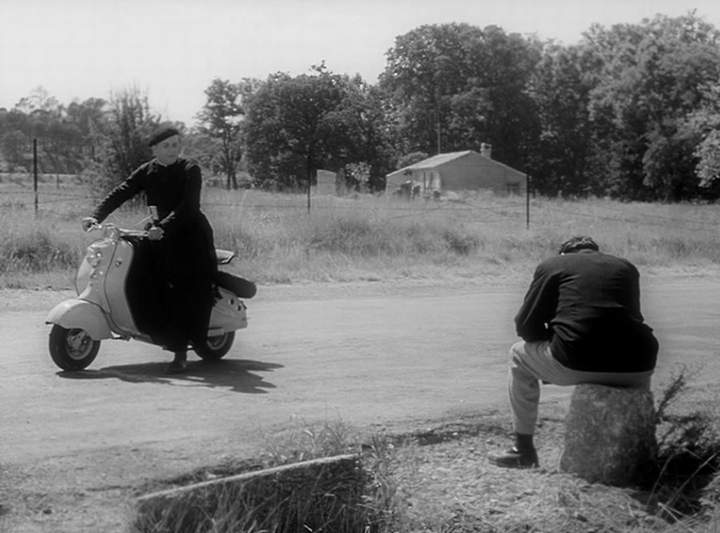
{"left": 649, "top": 365, "right": 720, "bottom": 522}
{"left": 0, "top": 227, "right": 80, "bottom": 273}
{"left": 133, "top": 419, "right": 404, "bottom": 533}
{"left": 2, "top": 186, "right": 720, "bottom": 288}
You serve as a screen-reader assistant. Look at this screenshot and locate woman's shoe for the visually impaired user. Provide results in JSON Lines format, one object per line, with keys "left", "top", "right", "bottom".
{"left": 166, "top": 350, "right": 187, "bottom": 374}
{"left": 165, "top": 360, "right": 187, "bottom": 374}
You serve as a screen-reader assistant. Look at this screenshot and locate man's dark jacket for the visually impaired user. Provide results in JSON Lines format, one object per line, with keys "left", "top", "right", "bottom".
{"left": 514, "top": 250, "right": 658, "bottom": 372}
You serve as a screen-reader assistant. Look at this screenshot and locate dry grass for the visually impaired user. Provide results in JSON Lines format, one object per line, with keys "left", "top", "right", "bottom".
{"left": 384, "top": 368, "right": 720, "bottom": 533}
{"left": 133, "top": 456, "right": 368, "bottom": 533}
{"left": 132, "top": 420, "right": 401, "bottom": 533}
{"left": 2, "top": 177, "right": 720, "bottom": 289}
{"left": 127, "top": 371, "right": 720, "bottom": 533}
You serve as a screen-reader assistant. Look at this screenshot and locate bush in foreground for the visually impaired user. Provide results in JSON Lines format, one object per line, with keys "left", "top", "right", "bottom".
{"left": 132, "top": 420, "right": 404, "bottom": 533}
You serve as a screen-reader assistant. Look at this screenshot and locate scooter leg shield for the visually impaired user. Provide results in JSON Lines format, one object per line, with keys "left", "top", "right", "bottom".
{"left": 46, "top": 299, "right": 113, "bottom": 340}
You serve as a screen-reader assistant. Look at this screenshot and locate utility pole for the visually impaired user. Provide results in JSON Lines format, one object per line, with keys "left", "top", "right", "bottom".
{"left": 525, "top": 173, "right": 531, "bottom": 230}
{"left": 435, "top": 106, "right": 441, "bottom": 154}
{"left": 307, "top": 162, "right": 313, "bottom": 214}
{"left": 33, "top": 138, "right": 38, "bottom": 217}
{"left": 307, "top": 178, "right": 311, "bottom": 214}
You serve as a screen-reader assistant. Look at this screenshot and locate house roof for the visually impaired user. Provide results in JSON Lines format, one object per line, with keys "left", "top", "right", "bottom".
{"left": 386, "top": 149, "right": 525, "bottom": 179}
{"left": 402, "top": 150, "right": 474, "bottom": 170}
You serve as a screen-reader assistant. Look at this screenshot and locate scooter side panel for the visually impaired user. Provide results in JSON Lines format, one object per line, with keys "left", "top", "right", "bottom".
{"left": 46, "top": 299, "right": 113, "bottom": 340}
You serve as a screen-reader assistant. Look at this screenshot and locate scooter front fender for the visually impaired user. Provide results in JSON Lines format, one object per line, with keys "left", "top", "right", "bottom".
{"left": 46, "top": 299, "right": 113, "bottom": 340}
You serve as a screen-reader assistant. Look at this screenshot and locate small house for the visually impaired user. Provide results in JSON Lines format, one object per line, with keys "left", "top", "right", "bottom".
{"left": 385, "top": 144, "right": 526, "bottom": 197}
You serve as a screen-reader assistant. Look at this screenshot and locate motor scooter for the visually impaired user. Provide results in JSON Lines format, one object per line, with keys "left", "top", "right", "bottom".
{"left": 46, "top": 217, "right": 255, "bottom": 371}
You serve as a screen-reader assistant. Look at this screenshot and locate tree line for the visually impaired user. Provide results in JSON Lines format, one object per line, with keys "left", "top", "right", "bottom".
{"left": 2, "top": 12, "right": 720, "bottom": 201}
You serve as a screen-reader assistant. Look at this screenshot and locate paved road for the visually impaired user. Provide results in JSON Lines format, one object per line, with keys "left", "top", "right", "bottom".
{"left": 3, "top": 278, "right": 720, "bottom": 464}
{"left": 1, "top": 277, "right": 720, "bottom": 530}
{"left": 2, "top": 282, "right": 521, "bottom": 465}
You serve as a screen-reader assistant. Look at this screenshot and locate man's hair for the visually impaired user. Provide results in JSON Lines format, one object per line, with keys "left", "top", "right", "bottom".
{"left": 558, "top": 236, "right": 599, "bottom": 255}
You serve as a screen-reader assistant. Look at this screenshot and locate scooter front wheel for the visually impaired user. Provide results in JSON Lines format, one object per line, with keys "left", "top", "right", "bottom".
{"left": 193, "top": 331, "right": 235, "bottom": 360}
{"left": 49, "top": 325, "right": 100, "bottom": 371}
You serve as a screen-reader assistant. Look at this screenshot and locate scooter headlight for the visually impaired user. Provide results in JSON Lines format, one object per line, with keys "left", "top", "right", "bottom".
{"left": 86, "top": 248, "right": 103, "bottom": 268}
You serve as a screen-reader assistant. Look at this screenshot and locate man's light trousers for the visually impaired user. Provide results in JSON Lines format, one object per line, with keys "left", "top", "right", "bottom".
{"left": 509, "top": 340, "right": 653, "bottom": 435}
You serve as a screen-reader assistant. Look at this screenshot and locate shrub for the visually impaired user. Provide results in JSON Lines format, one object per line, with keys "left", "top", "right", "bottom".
{"left": 0, "top": 229, "right": 78, "bottom": 273}
{"left": 132, "top": 420, "right": 404, "bottom": 533}
{"left": 648, "top": 365, "right": 720, "bottom": 521}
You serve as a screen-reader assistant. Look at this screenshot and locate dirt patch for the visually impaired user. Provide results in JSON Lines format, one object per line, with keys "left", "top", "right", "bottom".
{"left": 389, "top": 418, "right": 667, "bottom": 532}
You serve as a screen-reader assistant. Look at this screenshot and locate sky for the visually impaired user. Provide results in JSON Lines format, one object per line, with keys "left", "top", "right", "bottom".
{"left": 2, "top": 0, "right": 720, "bottom": 125}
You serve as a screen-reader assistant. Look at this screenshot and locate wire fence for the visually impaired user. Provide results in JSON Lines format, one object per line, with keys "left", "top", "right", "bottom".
{"left": 2, "top": 170, "right": 719, "bottom": 237}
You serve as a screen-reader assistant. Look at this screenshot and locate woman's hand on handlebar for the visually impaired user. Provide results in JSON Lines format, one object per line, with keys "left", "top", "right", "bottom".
{"left": 81, "top": 217, "right": 98, "bottom": 232}
{"left": 147, "top": 226, "right": 164, "bottom": 241}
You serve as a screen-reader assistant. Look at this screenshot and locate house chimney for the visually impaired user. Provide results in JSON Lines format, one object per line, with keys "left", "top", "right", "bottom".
{"left": 480, "top": 142, "right": 492, "bottom": 158}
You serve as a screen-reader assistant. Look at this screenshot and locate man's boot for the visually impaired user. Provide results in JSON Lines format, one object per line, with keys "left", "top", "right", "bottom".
{"left": 488, "top": 433, "right": 539, "bottom": 469}
{"left": 166, "top": 350, "right": 188, "bottom": 374}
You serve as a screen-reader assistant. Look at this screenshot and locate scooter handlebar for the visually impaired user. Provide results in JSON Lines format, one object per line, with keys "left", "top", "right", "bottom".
{"left": 87, "top": 222, "right": 150, "bottom": 239}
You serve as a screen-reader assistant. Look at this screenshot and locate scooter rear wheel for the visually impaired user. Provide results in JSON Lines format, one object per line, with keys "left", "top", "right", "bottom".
{"left": 193, "top": 331, "right": 235, "bottom": 360}
{"left": 49, "top": 325, "right": 100, "bottom": 371}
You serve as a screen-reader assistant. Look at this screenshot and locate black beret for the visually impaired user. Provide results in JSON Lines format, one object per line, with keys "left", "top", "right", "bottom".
{"left": 148, "top": 126, "right": 180, "bottom": 147}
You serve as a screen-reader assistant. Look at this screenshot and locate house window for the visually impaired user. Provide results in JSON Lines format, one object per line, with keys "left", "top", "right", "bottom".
{"left": 506, "top": 183, "right": 520, "bottom": 195}
{"left": 431, "top": 171, "right": 441, "bottom": 191}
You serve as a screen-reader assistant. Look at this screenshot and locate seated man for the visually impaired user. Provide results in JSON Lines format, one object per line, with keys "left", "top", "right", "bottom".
{"left": 489, "top": 236, "right": 659, "bottom": 468}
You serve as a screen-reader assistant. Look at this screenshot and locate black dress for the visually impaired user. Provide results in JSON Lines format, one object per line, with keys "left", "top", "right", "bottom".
{"left": 92, "top": 157, "right": 217, "bottom": 351}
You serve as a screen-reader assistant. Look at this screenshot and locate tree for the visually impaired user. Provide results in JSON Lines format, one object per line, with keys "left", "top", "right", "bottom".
{"left": 11, "top": 87, "right": 77, "bottom": 174}
{"left": 65, "top": 98, "right": 108, "bottom": 161}
{"left": 97, "top": 87, "right": 160, "bottom": 193}
{"left": 380, "top": 23, "right": 541, "bottom": 171}
{"left": 328, "top": 78, "right": 396, "bottom": 191}
{"left": 14, "top": 86, "right": 60, "bottom": 115}
{"left": 181, "top": 131, "right": 222, "bottom": 177}
{"left": 397, "top": 151, "right": 429, "bottom": 169}
{"left": 689, "top": 82, "right": 720, "bottom": 192}
{"left": 381, "top": 24, "right": 479, "bottom": 155}
{"left": 197, "top": 78, "right": 260, "bottom": 189}
{"left": 0, "top": 90, "right": 111, "bottom": 175}
{"left": 584, "top": 13, "right": 720, "bottom": 200}
{"left": 0, "top": 129, "right": 28, "bottom": 171}
{"left": 244, "top": 65, "right": 373, "bottom": 190}
{"left": 527, "top": 43, "right": 598, "bottom": 195}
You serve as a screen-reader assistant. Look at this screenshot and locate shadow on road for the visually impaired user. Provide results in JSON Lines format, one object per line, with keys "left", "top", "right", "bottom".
{"left": 56, "top": 358, "right": 282, "bottom": 393}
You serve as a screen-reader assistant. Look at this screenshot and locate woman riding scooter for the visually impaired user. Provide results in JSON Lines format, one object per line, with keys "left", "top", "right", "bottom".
{"left": 81, "top": 124, "right": 216, "bottom": 373}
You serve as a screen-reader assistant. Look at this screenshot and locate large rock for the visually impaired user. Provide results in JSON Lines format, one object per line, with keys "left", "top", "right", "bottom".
{"left": 560, "top": 383, "right": 656, "bottom": 486}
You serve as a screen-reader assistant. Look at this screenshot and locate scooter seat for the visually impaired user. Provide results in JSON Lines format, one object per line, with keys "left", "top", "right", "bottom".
{"left": 216, "top": 249, "right": 236, "bottom": 265}
{"left": 214, "top": 271, "right": 256, "bottom": 299}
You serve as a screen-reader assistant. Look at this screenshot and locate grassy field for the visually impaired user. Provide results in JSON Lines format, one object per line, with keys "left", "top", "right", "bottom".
{"left": 1, "top": 175, "right": 720, "bottom": 289}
